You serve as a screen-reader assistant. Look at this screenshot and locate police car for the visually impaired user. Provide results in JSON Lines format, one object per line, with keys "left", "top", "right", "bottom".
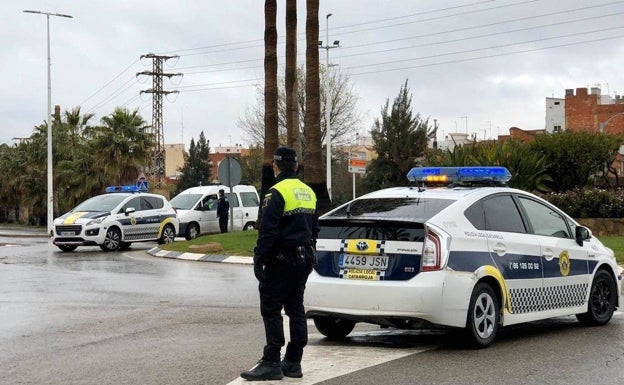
{"left": 305, "top": 166, "right": 622, "bottom": 347}
{"left": 52, "top": 185, "right": 179, "bottom": 252}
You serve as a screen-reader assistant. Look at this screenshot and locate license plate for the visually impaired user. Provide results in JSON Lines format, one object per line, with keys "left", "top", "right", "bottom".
{"left": 339, "top": 254, "right": 388, "bottom": 270}
{"left": 345, "top": 269, "right": 378, "bottom": 280}
{"left": 60, "top": 231, "right": 75, "bottom": 236}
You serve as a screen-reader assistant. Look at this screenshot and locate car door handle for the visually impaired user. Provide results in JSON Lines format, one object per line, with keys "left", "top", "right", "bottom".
{"left": 542, "top": 249, "right": 554, "bottom": 261}
{"left": 492, "top": 244, "right": 506, "bottom": 255}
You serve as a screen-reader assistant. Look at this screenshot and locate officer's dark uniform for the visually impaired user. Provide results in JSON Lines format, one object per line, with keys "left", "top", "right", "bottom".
{"left": 217, "top": 189, "right": 229, "bottom": 233}
{"left": 241, "top": 147, "right": 319, "bottom": 381}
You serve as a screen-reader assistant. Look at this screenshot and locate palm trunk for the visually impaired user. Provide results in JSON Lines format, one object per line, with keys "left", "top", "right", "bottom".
{"left": 285, "top": 0, "right": 300, "bottom": 158}
{"left": 304, "top": 0, "right": 331, "bottom": 212}
{"left": 259, "top": 0, "right": 279, "bottom": 226}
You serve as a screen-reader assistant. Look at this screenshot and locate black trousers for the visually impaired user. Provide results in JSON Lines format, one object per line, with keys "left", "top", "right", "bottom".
{"left": 218, "top": 215, "right": 228, "bottom": 233}
{"left": 259, "top": 253, "right": 311, "bottom": 363}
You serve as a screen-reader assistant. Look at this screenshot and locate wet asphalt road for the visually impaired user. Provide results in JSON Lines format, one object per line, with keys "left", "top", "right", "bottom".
{"left": 1, "top": 232, "right": 623, "bottom": 385}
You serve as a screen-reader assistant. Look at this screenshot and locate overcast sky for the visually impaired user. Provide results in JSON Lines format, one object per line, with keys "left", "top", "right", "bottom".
{"left": 3, "top": 0, "right": 624, "bottom": 149}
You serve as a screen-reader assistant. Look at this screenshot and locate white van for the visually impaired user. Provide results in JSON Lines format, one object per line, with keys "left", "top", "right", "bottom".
{"left": 169, "top": 184, "right": 259, "bottom": 239}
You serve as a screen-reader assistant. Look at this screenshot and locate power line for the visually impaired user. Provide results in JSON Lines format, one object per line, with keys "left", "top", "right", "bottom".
{"left": 348, "top": 34, "right": 624, "bottom": 76}
{"left": 78, "top": 59, "right": 139, "bottom": 106}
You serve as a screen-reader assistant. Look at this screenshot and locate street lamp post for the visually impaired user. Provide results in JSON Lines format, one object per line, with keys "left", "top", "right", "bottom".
{"left": 321, "top": 13, "right": 339, "bottom": 201}
{"left": 23, "top": 10, "right": 73, "bottom": 235}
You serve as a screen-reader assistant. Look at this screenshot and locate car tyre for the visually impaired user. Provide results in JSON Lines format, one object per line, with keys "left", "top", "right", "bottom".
{"left": 463, "top": 282, "right": 499, "bottom": 348}
{"left": 57, "top": 245, "right": 78, "bottom": 252}
{"left": 576, "top": 269, "right": 617, "bottom": 326}
{"left": 100, "top": 227, "right": 122, "bottom": 251}
{"left": 243, "top": 222, "right": 255, "bottom": 231}
{"left": 313, "top": 316, "right": 356, "bottom": 339}
{"left": 185, "top": 223, "right": 199, "bottom": 240}
{"left": 158, "top": 224, "right": 176, "bottom": 245}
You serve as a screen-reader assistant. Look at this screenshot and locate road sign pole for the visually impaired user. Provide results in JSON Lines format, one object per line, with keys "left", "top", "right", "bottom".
{"left": 352, "top": 173, "right": 356, "bottom": 200}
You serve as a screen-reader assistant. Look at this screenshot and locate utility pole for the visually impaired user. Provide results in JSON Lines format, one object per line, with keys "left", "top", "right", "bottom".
{"left": 319, "top": 13, "right": 340, "bottom": 201}
{"left": 137, "top": 54, "right": 182, "bottom": 188}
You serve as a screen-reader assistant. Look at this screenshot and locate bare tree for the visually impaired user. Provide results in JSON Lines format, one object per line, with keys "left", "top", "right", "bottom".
{"left": 239, "top": 67, "right": 363, "bottom": 148}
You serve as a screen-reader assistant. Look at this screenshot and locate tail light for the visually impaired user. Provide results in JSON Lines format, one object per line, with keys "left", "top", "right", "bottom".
{"left": 422, "top": 229, "right": 442, "bottom": 271}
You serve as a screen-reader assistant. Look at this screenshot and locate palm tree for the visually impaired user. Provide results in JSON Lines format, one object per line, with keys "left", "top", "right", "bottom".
{"left": 87, "top": 107, "right": 152, "bottom": 186}
{"left": 258, "top": 0, "right": 279, "bottom": 225}
{"left": 304, "top": 0, "right": 331, "bottom": 211}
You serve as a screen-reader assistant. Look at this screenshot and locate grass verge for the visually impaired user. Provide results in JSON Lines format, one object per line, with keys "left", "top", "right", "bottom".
{"left": 597, "top": 236, "right": 624, "bottom": 265}
{"left": 160, "top": 230, "right": 257, "bottom": 257}
{"left": 159, "top": 231, "right": 623, "bottom": 265}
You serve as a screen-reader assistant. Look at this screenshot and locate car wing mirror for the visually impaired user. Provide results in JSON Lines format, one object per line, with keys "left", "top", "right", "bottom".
{"left": 575, "top": 225, "right": 590, "bottom": 246}
{"left": 125, "top": 207, "right": 136, "bottom": 216}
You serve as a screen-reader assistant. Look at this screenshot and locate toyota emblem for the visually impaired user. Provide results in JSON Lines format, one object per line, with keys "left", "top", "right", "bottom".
{"left": 356, "top": 241, "right": 368, "bottom": 251}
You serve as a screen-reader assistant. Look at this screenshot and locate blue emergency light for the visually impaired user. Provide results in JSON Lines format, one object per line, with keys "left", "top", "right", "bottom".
{"left": 407, "top": 166, "right": 511, "bottom": 184}
{"left": 105, "top": 185, "right": 140, "bottom": 193}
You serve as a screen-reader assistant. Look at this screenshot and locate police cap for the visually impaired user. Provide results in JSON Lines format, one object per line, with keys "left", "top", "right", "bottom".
{"left": 273, "top": 146, "right": 297, "bottom": 162}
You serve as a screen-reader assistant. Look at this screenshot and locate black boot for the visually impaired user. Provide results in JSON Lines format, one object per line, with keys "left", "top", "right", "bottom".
{"left": 280, "top": 360, "right": 303, "bottom": 378}
{"left": 240, "top": 360, "right": 284, "bottom": 381}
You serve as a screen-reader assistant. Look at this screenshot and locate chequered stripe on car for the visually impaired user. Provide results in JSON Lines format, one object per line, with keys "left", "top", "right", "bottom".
{"left": 509, "top": 283, "right": 588, "bottom": 313}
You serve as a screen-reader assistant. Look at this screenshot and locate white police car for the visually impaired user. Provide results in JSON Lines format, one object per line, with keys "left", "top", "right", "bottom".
{"left": 305, "top": 166, "right": 622, "bottom": 347}
{"left": 52, "top": 185, "right": 179, "bottom": 252}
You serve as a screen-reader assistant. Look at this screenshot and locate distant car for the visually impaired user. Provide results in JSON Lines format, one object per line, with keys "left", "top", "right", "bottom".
{"left": 305, "top": 166, "right": 622, "bottom": 347}
{"left": 52, "top": 186, "right": 179, "bottom": 252}
{"left": 170, "top": 184, "right": 259, "bottom": 240}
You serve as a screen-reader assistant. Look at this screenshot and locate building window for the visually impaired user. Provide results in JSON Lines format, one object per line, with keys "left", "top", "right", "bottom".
{"left": 553, "top": 125, "right": 562, "bottom": 132}
{"left": 554, "top": 101, "right": 560, "bottom": 105}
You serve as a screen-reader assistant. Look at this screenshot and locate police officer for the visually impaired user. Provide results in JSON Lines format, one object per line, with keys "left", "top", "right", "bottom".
{"left": 241, "top": 146, "right": 319, "bottom": 381}
{"left": 217, "top": 189, "right": 229, "bottom": 233}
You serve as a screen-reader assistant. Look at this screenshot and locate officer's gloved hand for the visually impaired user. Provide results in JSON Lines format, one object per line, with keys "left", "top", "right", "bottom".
{"left": 254, "top": 263, "right": 264, "bottom": 282}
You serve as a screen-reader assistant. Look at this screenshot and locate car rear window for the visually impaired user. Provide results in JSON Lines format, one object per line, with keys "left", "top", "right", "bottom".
{"left": 326, "top": 197, "right": 454, "bottom": 222}
{"left": 319, "top": 219, "right": 425, "bottom": 242}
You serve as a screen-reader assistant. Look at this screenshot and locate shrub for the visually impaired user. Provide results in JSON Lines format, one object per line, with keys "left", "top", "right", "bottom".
{"left": 541, "top": 188, "right": 624, "bottom": 218}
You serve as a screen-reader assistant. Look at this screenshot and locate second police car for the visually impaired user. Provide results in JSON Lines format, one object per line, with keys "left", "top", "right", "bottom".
{"left": 305, "top": 166, "right": 622, "bottom": 347}
{"left": 52, "top": 185, "right": 179, "bottom": 252}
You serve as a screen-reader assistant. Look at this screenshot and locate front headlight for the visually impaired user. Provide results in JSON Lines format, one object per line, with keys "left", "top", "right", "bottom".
{"left": 86, "top": 217, "right": 106, "bottom": 226}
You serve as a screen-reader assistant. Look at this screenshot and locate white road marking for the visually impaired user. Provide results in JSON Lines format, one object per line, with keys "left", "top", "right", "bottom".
{"left": 228, "top": 318, "right": 432, "bottom": 384}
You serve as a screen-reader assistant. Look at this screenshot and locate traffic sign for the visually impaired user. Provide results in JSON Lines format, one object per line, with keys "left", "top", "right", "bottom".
{"left": 136, "top": 176, "right": 149, "bottom": 192}
{"left": 348, "top": 151, "right": 367, "bottom": 174}
{"left": 218, "top": 156, "right": 242, "bottom": 187}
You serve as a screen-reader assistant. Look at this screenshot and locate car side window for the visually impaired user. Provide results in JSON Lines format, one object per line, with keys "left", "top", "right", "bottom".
{"left": 123, "top": 197, "right": 141, "bottom": 213}
{"left": 518, "top": 196, "right": 571, "bottom": 238}
{"left": 201, "top": 195, "right": 217, "bottom": 211}
{"left": 226, "top": 192, "right": 240, "bottom": 208}
{"left": 465, "top": 201, "right": 486, "bottom": 230}
{"left": 482, "top": 194, "right": 526, "bottom": 233}
{"left": 142, "top": 196, "right": 164, "bottom": 210}
{"left": 240, "top": 192, "right": 259, "bottom": 207}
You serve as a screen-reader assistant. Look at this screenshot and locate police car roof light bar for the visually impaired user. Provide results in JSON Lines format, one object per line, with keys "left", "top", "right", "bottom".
{"left": 105, "top": 185, "right": 140, "bottom": 193}
{"left": 406, "top": 166, "right": 511, "bottom": 184}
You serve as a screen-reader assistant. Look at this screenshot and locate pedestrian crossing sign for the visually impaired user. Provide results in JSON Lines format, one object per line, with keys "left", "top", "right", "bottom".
{"left": 136, "top": 179, "right": 149, "bottom": 192}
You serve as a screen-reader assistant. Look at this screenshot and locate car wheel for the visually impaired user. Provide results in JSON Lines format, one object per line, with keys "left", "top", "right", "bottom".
{"left": 243, "top": 222, "right": 255, "bottom": 231}
{"left": 185, "top": 223, "right": 199, "bottom": 240}
{"left": 57, "top": 245, "right": 78, "bottom": 252}
{"left": 119, "top": 242, "right": 131, "bottom": 251}
{"left": 463, "top": 282, "right": 499, "bottom": 348}
{"left": 576, "top": 270, "right": 617, "bottom": 326}
{"left": 158, "top": 224, "right": 176, "bottom": 245}
{"left": 100, "top": 227, "right": 122, "bottom": 251}
{"left": 313, "top": 316, "right": 356, "bottom": 339}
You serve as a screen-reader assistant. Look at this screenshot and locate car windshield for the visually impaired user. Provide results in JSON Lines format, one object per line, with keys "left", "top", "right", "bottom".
{"left": 72, "top": 194, "right": 127, "bottom": 213}
{"left": 326, "top": 197, "right": 454, "bottom": 222}
{"left": 170, "top": 193, "right": 203, "bottom": 210}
